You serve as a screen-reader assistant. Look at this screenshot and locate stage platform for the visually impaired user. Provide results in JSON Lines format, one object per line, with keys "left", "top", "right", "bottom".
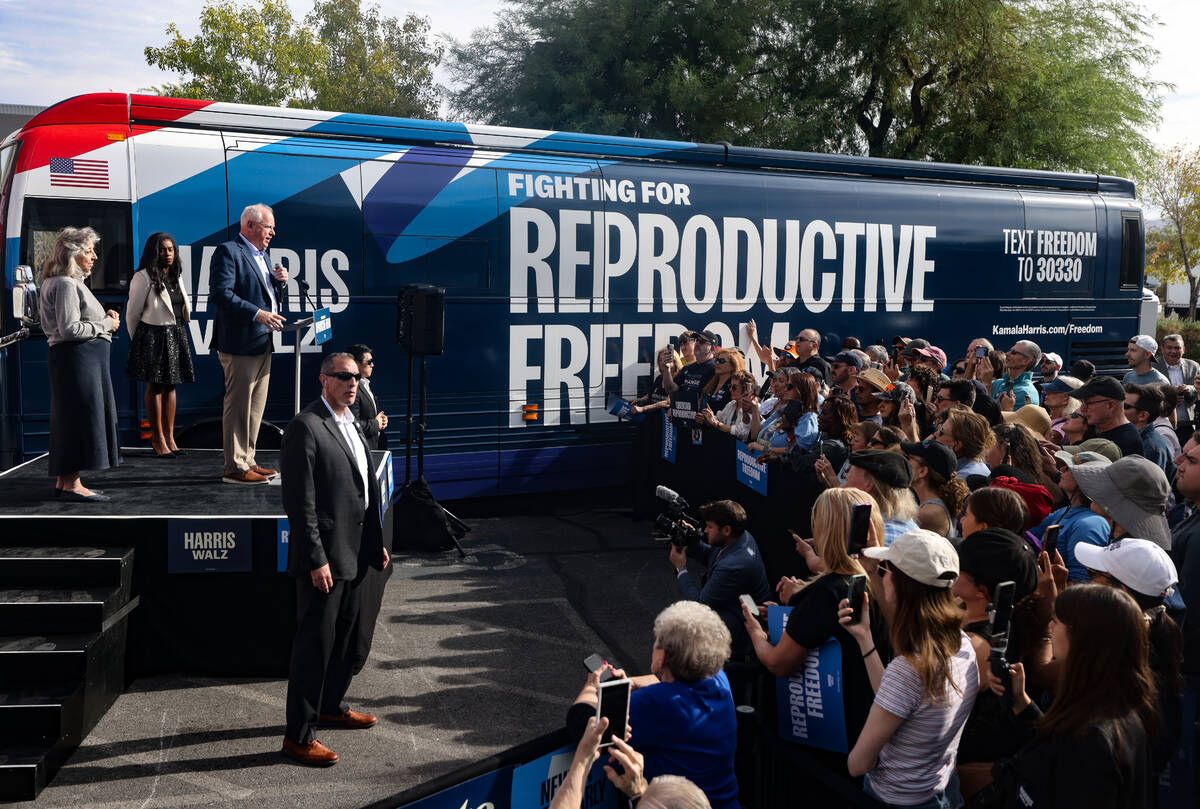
{"left": 0, "top": 448, "right": 287, "bottom": 517}
{"left": 0, "top": 447, "right": 394, "bottom": 678}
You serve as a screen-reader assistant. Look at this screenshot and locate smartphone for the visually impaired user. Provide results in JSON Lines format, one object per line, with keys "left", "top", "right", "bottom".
{"left": 848, "top": 574, "right": 867, "bottom": 624}
{"left": 989, "top": 580, "right": 1017, "bottom": 640}
{"left": 1043, "top": 524, "right": 1061, "bottom": 556}
{"left": 975, "top": 345, "right": 986, "bottom": 359}
{"left": 583, "top": 653, "right": 614, "bottom": 683}
{"left": 847, "top": 503, "right": 872, "bottom": 556}
{"left": 740, "top": 594, "right": 757, "bottom": 616}
{"left": 596, "top": 678, "right": 632, "bottom": 747}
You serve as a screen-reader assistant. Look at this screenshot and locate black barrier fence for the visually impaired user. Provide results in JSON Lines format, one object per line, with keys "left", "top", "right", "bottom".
{"left": 632, "top": 414, "right": 826, "bottom": 586}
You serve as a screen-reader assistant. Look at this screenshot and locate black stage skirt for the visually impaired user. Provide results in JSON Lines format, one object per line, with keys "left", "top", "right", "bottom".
{"left": 48, "top": 338, "right": 121, "bottom": 476}
{"left": 125, "top": 322, "right": 195, "bottom": 385}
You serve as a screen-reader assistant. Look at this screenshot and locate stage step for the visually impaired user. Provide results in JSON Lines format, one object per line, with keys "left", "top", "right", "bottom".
{"left": 0, "top": 683, "right": 84, "bottom": 743}
{"left": 0, "top": 586, "right": 126, "bottom": 634}
{"left": 0, "top": 741, "right": 55, "bottom": 802}
{"left": 0, "top": 546, "right": 133, "bottom": 594}
{"left": 0, "top": 543, "right": 137, "bottom": 801}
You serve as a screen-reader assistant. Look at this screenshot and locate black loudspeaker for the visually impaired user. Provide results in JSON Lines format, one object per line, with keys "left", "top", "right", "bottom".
{"left": 396, "top": 284, "right": 445, "bottom": 355}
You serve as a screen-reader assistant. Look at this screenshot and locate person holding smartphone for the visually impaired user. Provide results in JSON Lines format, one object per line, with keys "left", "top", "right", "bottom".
{"left": 742, "top": 489, "right": 888, "bottom": 769}
{"left": 837, "top": 529, "right": 979, "bottom": 808}
{"left": 566, "top": 601, "right": 739, "bottom": 809}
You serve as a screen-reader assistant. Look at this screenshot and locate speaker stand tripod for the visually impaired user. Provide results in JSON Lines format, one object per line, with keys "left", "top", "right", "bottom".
{"left": 401, "top": 350, "right": 468, "bottom": 557}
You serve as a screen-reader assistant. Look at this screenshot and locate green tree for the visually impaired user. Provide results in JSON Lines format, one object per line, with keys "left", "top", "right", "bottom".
{"left": 1143, "top": 146, "right": 1200, "bottom": 320}
{"left": 144, "top": 0, "right": 320, "bottom": 106}
{"left": 449, "top": 0, "right": 1163, "bottom": 177}
{"left": 145, "top": 0, "right": 442, "bottom": 118}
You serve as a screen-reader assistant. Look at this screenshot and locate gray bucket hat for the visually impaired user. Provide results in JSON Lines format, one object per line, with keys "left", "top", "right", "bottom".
{"left": 1070, "top": 456, "right": 1171, "bottom": 550}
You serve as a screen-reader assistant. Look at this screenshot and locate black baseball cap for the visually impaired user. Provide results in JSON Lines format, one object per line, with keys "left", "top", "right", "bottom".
{"left": 848, "top": 449, "right": 912, "bottom": 488}
{"left": 829, "top": 351, "right": 865, "bottom": 370}
{"left": 1072, "top": 375, "right": 1124, "bottom": 402}
{"left": 901, "top": 440, "right": 957, "bottom": 481}
{"left": 694, "top": 330, "right": 720, "bottom": 346}
{"left": 956, "top": 528, "right": 1038, "bottom": 602}
{"left": 901, "top": 338, "right": 931, "bottom": 357}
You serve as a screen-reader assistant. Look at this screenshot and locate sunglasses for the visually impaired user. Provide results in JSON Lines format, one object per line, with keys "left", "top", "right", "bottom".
{"left": 362, "top": 359, "right": 375, "bottom": 366}
{"left": 876, "top": 560, "right": 891, "bottom": 576}
{"left": 324, "top": 371, "right": 362, "bottom": 382}
{"left": 714, "top": 357, "right": 730, "bottom": 364}
{"left": 935, "top": 394, "right": 953, "bottom": 403}
{"left": 868, "top": 437, "right": 887, "bottom": 447}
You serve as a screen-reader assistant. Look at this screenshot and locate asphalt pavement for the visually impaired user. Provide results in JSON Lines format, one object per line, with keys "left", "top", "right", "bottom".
{"left": 14, "top": 499, "right": 678, "bottom": 809}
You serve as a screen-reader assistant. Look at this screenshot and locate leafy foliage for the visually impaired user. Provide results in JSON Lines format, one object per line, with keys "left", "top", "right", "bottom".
{"left": 145, "top": 0, "right": 443, "bottom": 117}
{"left": 449, "top": 0, "right": 1164, "bottom": 176}
{"left": 1143, "top": 145, "right": 1200, "bottom": 318}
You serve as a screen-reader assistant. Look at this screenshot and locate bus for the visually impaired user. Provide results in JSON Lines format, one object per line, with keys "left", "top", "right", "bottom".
{"left": 0, "top": 93, "right": 1150, "bottom": 497}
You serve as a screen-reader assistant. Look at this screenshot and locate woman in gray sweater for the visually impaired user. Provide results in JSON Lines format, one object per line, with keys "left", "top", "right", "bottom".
{"left": 38, "top": 226, "right": 121, "bottom": 501}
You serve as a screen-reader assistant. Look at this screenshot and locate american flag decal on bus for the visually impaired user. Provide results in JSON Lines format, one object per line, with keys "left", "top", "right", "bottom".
{"left": 49, "top": 158, "right": 109, "bottom": 189}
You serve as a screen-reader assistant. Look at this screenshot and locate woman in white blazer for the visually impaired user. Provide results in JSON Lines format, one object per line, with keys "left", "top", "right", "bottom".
{"left": 124, "top": 233, "right": 194, "bottom": 457}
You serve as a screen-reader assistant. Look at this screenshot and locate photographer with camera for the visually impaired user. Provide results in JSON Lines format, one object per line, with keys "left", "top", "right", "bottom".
{"left": 666, "top": 497, "right": 771, "bottom": 657}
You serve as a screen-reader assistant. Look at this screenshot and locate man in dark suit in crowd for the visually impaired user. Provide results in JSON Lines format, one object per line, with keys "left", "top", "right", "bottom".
{"left": 211, "top": 203, "right": 288, "bottom": 484}
{"left": 1156, "top": 332, "right": 1200, "bottom": 444}
{"left": 347, "top": 343, "right": 388, "bottom": 450}
{"left": 279, "top": 352, "right": 390, "bottom": 766}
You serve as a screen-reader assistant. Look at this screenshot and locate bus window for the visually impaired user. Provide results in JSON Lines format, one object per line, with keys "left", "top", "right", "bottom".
{"left": 1119, "top": 213, "right": 1143, "bottom": 290}
{"left": 20, "top": 198, "right": 132, "bottom": 292}
{"left": 0, "top": 142, "right": 17, "bottom": 194}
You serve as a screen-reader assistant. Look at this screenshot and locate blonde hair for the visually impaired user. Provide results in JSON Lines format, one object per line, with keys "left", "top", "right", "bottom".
{"left": 42, "top": 227, "right": 99, "bottom": 280}
{"left": 656, "top": 344, "right": 683, "bottom": 371}
{"left": 867, "top": 473, "right": 920, "bottom": 523}
{"left": 944, "top": 407, "right": 995, "bottom": 461}
{"left": 703, "top": 348, "right": 746, "bottom": 395}
{"left": 653, "top": 601, "right": 731, "bottom": 682}
{"left": 812, "top": 488, "right": 880, "bottom": 572}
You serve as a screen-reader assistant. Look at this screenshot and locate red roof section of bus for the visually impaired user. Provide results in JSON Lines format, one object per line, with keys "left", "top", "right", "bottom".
{"left": 15, "top": 94, "right": 215, "bottom": 173}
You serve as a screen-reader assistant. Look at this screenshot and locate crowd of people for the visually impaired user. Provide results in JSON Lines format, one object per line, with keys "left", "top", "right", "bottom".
{"left": 560, "top": 325, "right": 1198, "bottom": 809}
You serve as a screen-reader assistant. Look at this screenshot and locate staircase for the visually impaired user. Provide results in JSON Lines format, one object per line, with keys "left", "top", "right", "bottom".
{"left": 0, "top": 547, "right": 138, "bottom": 801}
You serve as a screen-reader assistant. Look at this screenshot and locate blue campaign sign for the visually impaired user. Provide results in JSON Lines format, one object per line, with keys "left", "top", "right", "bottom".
{"left": 510, "top": 744, "right": 618, "bottom": 809}
{"left": 661, "top": 412, "right": 676, "bottom": 463}
{"left": 768, "top": 605, "right": 848, "bottom": 753}
{"left": 276, "top": 518, "right": 289, "bottom": 573}
{"left": 313, "top": 306, "right": 332, "bottom": 345}
{"left": 735, "top": 441, "right": 768, "bottom": 495}
{"left": 607, "top": 397, "right": 645, "bottom": 424}
{"left": 400, "top": 767, "right": 512, "bottom": 809}
{"left": 377, "top": 453, "right": 394, "bottom": 522}
{"left": 168, "top": 519, "right": 253, "bottom": 574}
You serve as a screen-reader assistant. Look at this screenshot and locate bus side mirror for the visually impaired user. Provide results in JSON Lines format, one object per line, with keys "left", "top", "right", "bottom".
{"left": 12, "top": 265, "right": 39, "bottom": 327}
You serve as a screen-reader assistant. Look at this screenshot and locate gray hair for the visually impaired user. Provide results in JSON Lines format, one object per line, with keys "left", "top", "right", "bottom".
{"left": 1013, "top": 339, "right": 1042, "bottom": 368}
{"left": 653, "top": 601, "right": 730, "bottom": 683}
{"left": 865, "top": 345, "right": 888, "bottom": 364}
{"left": 639, "top": 776, "right": 712, "bottom": 809}
{"left": 1163, "top": 333, "right": 1184, "bottom": 346}
{"left": 865, "top": 474, "right": 920, "bottom": 523}
{"left": 320, "top": 352, "right": 356, "bottom": 373}
{"left": 240, "top": 203, "right": 274, "bottom": 228}
{"left": 42, "top": 227, "right": 99, "bottom": 280}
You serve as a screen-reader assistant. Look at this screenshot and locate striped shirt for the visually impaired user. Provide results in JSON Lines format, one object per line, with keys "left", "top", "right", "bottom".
{"left": 868, "top": 632, "right": 978, "bottom": 805}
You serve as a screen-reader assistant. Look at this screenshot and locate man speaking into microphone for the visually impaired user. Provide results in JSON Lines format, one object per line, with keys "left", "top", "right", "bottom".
{"left": 211, "top": 203, "right": 289, "bottom": 484}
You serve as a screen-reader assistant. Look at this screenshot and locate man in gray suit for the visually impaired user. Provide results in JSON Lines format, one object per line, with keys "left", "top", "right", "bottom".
{"left": 279, "top": 352, "right": 390, "bottom": 766}
{"left": 1156, "top": 333, "right": 1199, "bottom": 445}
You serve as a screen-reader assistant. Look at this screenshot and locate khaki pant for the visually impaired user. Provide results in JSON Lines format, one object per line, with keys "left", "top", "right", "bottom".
{"left": 219, "top": 350, "right": 272, "bottom": 474}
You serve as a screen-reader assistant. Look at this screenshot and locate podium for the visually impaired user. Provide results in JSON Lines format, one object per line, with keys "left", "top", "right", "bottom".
{"left": 282, "top": 307, "right": 332, "bottom": 414}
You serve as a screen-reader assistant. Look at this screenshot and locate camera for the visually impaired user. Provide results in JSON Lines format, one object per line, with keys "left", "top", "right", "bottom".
{"left": 653, "top": 485, "right": 704, "bottom": 549}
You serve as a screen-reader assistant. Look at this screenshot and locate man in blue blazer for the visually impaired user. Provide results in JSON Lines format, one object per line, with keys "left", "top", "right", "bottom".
{"left": 669, "top": 499, "right": 771, "bottom": 656}
{"left": 211, "top": 203, "right": 289, "bottom": 484}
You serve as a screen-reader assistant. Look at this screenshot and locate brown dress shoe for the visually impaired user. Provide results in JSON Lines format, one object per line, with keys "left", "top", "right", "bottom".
{"left": 282, "top": 737, "right": 338, "bottom": 766}
{"left": 251, "top": 465, "right": 278, "bottom": 478}
{"left": 318, "top": 708, "right": 378, "bottom": 729}
{"left": 222, "top": 469, "right": 269, "bottom": 485}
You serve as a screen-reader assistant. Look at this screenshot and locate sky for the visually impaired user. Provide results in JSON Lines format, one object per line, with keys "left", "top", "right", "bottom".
{"left": 0, "top": 0, "right": 1195, "bottom": 152}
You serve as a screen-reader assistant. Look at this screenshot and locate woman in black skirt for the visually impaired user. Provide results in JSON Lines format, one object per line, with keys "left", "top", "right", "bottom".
{"left": 38, "top": 227, "right": 121, "bottom": 502}
{"left": 125, "top": 232, "right": 194, "bottom": 457}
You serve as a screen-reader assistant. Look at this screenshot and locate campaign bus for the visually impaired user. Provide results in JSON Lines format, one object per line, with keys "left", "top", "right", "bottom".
{"left": 0, "top": 93, "right": 1152, "bottom": 497}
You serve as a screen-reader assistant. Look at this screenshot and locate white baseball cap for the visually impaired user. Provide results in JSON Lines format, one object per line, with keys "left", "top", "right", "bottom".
{"left": 1041, "top": 352, "right": 1063, "bottom": 368}
{"left": 1075, "top": 538, "right": 1178, "bottom": 598}
{"left": 864, "top": 529, "right": 959, "bottom": 588}
{"left": 1130, "top": 335, "right": 1158, "bottom": 354}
